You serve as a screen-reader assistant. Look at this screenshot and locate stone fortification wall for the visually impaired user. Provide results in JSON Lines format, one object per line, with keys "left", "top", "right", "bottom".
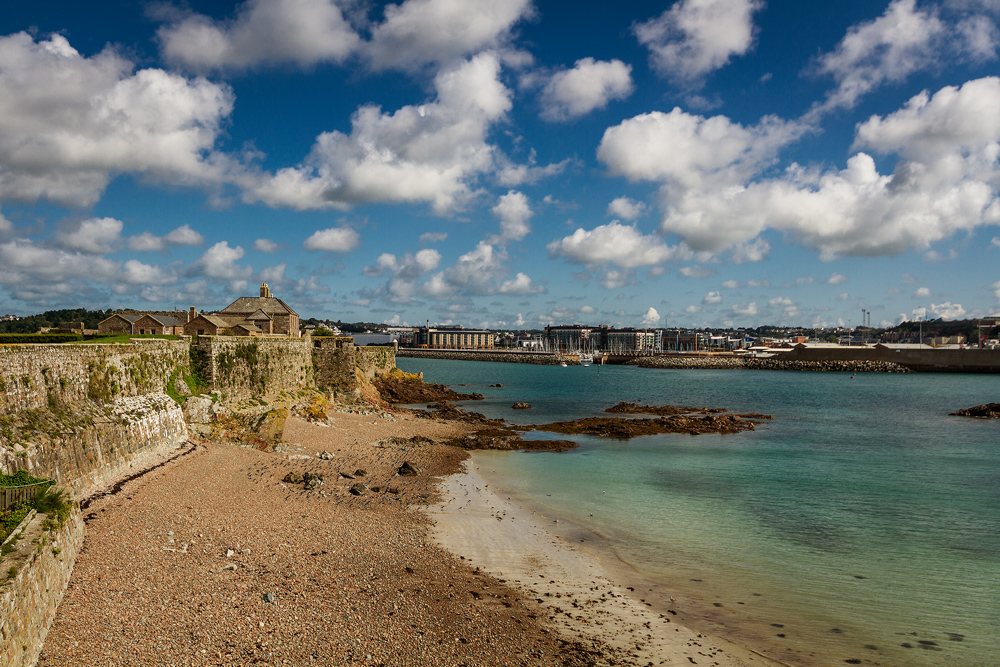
{"left": 192, "top": 335, "right": 314, "bottom": 398}
{"left": 357, "top": 346, "right": 396, "bottom": 379}
{"left": 0, "top": 503, "right": 84, "bottom": 667}
{"left": 0, "top": 393, "right": 188, "bottom": 491}
{"left": 0, "top": 339, "right": 190, "bottom": 413}
{"left": 397, "top": 348, "right": 579, "bottom": 365}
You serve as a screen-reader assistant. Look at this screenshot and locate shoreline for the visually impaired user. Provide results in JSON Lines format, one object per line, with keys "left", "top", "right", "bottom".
{"left": 428, "top": 454, "right": 786, "bottom": 667}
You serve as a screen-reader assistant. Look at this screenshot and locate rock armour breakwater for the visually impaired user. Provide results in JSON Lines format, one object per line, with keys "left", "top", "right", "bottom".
{"left": 633, "top": 356, "right": 911, "bottom": 373}
{"left": 397, "top": 348, "right": 579, "bottom": 365}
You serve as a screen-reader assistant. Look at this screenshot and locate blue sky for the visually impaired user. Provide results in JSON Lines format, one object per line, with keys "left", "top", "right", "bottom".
{"left": 1, "top": 0, "right": 999, "bottom": 329}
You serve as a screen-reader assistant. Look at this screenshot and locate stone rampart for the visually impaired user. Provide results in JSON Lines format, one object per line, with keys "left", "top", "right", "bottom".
{"left": 0, "top": 393, "right": 188, "bottom": 492}
{"left": 192, "top": 335, "right": 314, "bottom": 398}
{"left": 0, "top": 502, "right": 84, "bottom": 667}
{"left": 0, "top": 339, "right": 190, "bottom": 413}
{"left": 357, "top": 346, "right": 396, "bottom": 379}
{"left": 397, "top": 348, "right": 579, "bottom": 365}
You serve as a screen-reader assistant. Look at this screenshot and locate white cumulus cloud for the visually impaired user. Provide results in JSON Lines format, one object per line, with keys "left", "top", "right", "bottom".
{"left": 641, "top": 306, "right": 661, "bottom": 326}
{"left": 58, "top": 217, "right": 123, "bottom": 254}
{"left": 156, "top": 0, "right": 360, "bottom": 72}
{"left": 607, "top": 197, "right": 647, "bottom": 220}
{"left": 634, "top": 0, "right": 764, "bottom": 84}
{"left": 304, "top": 226, "right": 361, "bottom": 252}
{"left": 547, "top": 222, "right": 679, "bottom": 268}
{"left": 539, "top": 58, "right": 634, "bottom": 121}
{"left": 490, "top": 190, "right": 533, "bottom": 243}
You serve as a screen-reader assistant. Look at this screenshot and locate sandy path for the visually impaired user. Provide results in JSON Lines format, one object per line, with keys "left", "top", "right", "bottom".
{"left": 429, "top": 458, "right": 787, "bottom": 667}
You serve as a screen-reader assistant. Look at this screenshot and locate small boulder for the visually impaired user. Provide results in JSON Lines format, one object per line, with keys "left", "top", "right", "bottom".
{"left": 511, "top": 402, "right": 532, "bottom": 410}
{"left": 262, "top": 592, "right": 275, "bottom": 603}
{"left": 319, "top": 450, "right": 334, "bottom": 460}
{"left": 339, "top": 471, "right": 355, "bottom": 479}
{"left": 183, "top": 396, "right": 214, "bottom": 423}
{"left": 282, "top": 471, "right": 304, "bottom": 484}
{"left": 490, "top": 383, "right": 503, "bottom": 388}
{"left": 303, "top": 472, "right": 325, "bottom": 490}
{"left": 397, "top": 461, "right": 420, "bottom": 477}
{"left": 349, "top": 483, "right": 367, "bottom": 496}
{"left": 354, "top": 469, "right": 367, "bottom": 477}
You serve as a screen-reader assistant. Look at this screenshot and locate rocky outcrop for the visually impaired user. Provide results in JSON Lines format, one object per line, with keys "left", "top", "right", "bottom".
{"left": 532, "top": 412, "right": 770, "bottom": 438}
{"left": 511, "top": 402, "right": 532, "bottom": 409}
{"left": 604, "top": 401, "right": 727, "bottom": 416}
{"left": 374, "top": 369, "right": 484, "bottom": 404}
{"left": 950, "top": 403, "right": 1000, "bottom": 418}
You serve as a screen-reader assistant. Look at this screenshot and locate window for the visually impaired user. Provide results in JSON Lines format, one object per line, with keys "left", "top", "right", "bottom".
{"left": 198, "top": 329, "right": 205, "bottom": 335}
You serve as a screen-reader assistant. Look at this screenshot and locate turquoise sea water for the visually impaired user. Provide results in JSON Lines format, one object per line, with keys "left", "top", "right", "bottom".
{"left": 397, "top": 357, "right": 1000, "bottom": 667}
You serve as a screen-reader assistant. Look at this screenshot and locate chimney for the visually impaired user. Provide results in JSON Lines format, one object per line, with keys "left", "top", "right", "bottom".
{"left": 260, "top": 282, "right": 271, "bottom": 298}
{"left": 189, "top": 306, "right": 196, "bottom": 323}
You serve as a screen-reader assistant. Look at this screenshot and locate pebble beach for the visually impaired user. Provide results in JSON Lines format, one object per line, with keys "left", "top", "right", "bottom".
{"left": 37, "top": 406, "right": 780, "bottom": 667}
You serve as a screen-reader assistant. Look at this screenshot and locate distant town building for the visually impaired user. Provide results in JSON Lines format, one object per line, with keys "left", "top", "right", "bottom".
{"left": 543, "top": 325, "right": 660, "bottom": 352}
{"left": 184, "top": 314, "right": 229, "bottom": 336}
{"left": 414, "top": 326, "right": 495, "bottom": 349}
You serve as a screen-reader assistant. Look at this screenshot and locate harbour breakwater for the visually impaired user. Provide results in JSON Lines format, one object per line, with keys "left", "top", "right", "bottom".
{"left": 397, "top": 348, "right": 580, "bottom": 365}
{"left": 633, "top": 356, "right": 911, "bottom": 373}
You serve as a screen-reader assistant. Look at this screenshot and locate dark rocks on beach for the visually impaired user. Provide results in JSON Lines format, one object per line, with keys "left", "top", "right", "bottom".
{"left": 373, "top": 374, "right": 485, "bottom": 404}
{"left": 605, "top": 401, "right": 724, "bottom": 416}
{"left": 303, "top": 472, "right": 325, "bottom": 490}
{"left": 531, "top": 412, "right": 767, "bottom": 438}
{"left": 950, "top": 403, "right": 1000, "bottom": 418}
{"left": 282, "top": 471, "right": 304, "bottom": 484}
{"left": 354, "top": 469, "right": 367, "bottom": 477}
{"left": 339, "top": 471, "right": 354, "bottom": 479}
{"left": 397, "top": 461, "right": 420, "bottom": 476}
{"left": 491, "top": 383, "right": 503, "bottom": 387}
{"left": 511, "top": 402, "right": 532, "bottom": 409}
{"left": 349, "top": 483, "right": 367, "bottom": 496}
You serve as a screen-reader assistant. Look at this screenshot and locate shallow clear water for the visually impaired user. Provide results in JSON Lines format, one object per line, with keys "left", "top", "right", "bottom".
{"left": 399, "top": 357, "right": 1000, "bottom": 666}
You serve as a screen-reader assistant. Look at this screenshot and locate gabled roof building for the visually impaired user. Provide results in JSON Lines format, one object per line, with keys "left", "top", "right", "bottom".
{"left": 217, "top": 283, "right": 300, "bottom": 336}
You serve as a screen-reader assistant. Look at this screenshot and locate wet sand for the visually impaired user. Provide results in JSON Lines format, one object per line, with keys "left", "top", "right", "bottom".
{"left": 429, "top": 457, "right": 786, "bottom": 667}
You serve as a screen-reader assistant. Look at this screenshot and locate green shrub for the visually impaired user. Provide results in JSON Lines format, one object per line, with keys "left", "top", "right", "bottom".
{"left": 33, "top": 487, "right": 72, "bottom": 524}
{"left": 0, "top": 334, "right": 83, "bottom": 344}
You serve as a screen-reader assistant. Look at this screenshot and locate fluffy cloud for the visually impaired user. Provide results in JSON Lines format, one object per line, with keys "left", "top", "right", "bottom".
{"left": 931, "top": 301, "right": 966, "bottom": 319}
{"left": 366, "top": 0, "right": 533, "bottom": 70}
{"left": 156, "top": 0, "right": 360, "bottom": 71}
{"left": 731, "top": 301, "right": 759, "bottom": 317}
{"left": 490, "top": 190, "right": 533, "bottom": 243}
{"left": 0, "top": 238, "right": 119, "bottom": 302}
{"left": 914, "top": 286, "right": 931, "bottom": 297}
{"left": 828, "top": 272, "right": 848, "bottom": 285}
{"left": 607, "top": 197, "right": 647, "bottom": 220}
{"left": 422, "top": 241, "right": 544, "bottom": 298}
{"left": 679, "top": 265, "right": 715, "bottom": 278}
{"left": 0, "top": 33, "right": 235, "bottom": 207}
{"left": 810, "top": 0, "right": 998, "bottom": 116}
{"left": 245, "top": 54, "right": 510, "bottom": 214}
{"left": 364, "top": 249, "right": 441, "bottom": 301}
{"left": 58, "top": 217, "right": 123, "bottom": 254}
{"left": 303, "top": 226, "right": 361, "bottom": 252}
{"left": 547, "top": 222, "right": 679, "bottom": 268}
{"left": 702, "top": 290, "right": 722, "bottom": 304}
{"left": 254, "top": 238, "right": 281, "bottom": 253}
{"left": 122, "top": 259, "right": 176, "bottom": 285}
{"left": 634, "top": 0, "right": 763, "bottom": 84}
{"left": 190, "top": 241, "right": 253, "bottom": 280}
{"left": 641, "top": 306, "right": 661, "bottom": 326}
{"left": 606, "top": 78, "right": 1000, "bottom": 259}
{"left": 129, "top": 224, "right": 205, "bottom": 252}
{"left": 539, "top": 58, "right": 633, "bottom": 121}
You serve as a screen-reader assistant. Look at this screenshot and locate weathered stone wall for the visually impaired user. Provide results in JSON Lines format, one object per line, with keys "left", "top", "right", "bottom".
{"left": 357, "top": 346, "right": 396, "bottom": 379}
{"left": 0, "top": 339, "right": 191, "bottom": 414}
{"left": 192, "top": 335, "right": 314, "bottom": 398}
{"left": 0, "top": 503, "right": 84, "bottom": 667}
{"left": 0, "top": 393, "right": 189, "bottom": 492}
{"left": 311, "top": 337, "right": 358, "bottom": 392}
{"left": 397, "top": 348, "right": 579, "bottom": 365}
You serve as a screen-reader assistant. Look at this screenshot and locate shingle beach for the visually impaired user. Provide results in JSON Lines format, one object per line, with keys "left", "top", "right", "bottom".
{"left": 38, "top": 408, "right": 779, "bottom": 667}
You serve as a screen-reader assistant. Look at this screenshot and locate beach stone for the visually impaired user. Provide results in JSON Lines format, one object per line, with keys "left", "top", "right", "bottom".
{"left": 339, "top": 471, "right": 355, "bottom": 479}
{"left": 283, "top": 471, "right": 304, "bottom": 484}
{"left": 511, "top": 402, "right": 532, "bottom": 409}
{"left": 349, "top": 483, "right": 367, "bottom": 496}
{"left": 262, "top": 592, "right": 275, "bottom": 603}
{"left": 397, "top": 461, "right": 420, "bottom": 477}
{"left": 319, "top": 450, "right": 334, "bottom": 460}
{"left": 183, "top": 396, "right": 214, "bottom": 423}
{"left": 354, "top": 469, "right": 367, "bottom": 477}
{"left": 303, "top": 472, "right": 325, "bottom": 490}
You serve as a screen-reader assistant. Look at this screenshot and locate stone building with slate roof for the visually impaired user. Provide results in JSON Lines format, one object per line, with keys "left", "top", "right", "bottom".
{"left": 217, "top": 283, "right": 300, "bottom": 336}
